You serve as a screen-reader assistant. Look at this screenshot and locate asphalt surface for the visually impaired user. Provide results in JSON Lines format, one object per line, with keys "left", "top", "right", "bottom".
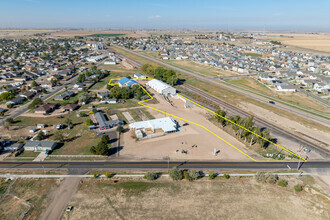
{"left": 114, "top": 46, "right": 330, "bottom": 125}
{"left": 0, "top": 161, "right": 329, "bottom": 170}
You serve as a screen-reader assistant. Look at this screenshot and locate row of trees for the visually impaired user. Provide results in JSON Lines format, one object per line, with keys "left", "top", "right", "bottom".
{"left": 141, "top": 64, "right": 179, "bottom": 86}
{"left": 109, "top": 85, "right": 148, "bottom": 100}
{"left": 214, "top": 109, "right": 271, "bottom": 148}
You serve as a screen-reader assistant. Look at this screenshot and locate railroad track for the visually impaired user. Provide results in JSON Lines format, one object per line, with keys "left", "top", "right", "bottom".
{"left": 180, "top": 84, "right": 330, "bottom": 158}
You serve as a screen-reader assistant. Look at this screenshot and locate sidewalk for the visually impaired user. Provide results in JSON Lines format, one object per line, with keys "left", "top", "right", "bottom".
{"left": 33, "top": 152, "right": 48, "bottom": 161}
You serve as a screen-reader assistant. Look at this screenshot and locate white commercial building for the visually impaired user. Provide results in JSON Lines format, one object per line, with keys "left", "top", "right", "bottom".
{"left": 146, "top": 79, "right": 176, "bottom": 96}
{"left": 129, "top": 117, "right": 177, "bottom": 134}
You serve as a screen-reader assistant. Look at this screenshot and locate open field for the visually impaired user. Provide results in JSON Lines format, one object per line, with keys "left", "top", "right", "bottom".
{"left": 257, "top": 33, "right": 330, "bottom": 54}
{"left": 227, "top": 77, "right": 330, "bottom": 114}
{"left": 63, "top": 176, "right": 329, "bottom": 220}
{"left": 0, "top": 178, "right": 59, "bottom": 220}
{"left": 167, "top": 59, "right": 236, "bottom": 77}
{"left": 0, "top": 29, "right": 56, "bottom": 39}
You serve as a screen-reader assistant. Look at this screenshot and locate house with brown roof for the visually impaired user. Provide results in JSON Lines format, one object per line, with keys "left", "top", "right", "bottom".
{"left": 35, "top": 103, "right": 57, "bottom": 114}
{"left": 63, "top": 103, "right": 78, "bottom": 111}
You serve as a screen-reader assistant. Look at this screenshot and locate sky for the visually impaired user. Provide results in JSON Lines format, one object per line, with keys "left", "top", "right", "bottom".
{"left": 0, "top": 0, "right": 329, "bottom": 32}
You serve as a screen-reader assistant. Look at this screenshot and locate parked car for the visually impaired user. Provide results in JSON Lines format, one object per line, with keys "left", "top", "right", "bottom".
{"left": 66, "top": 206, "right": 73, "bottom": 212}
{"left": 269, "top": 101, "right": 275, "bottom": 104}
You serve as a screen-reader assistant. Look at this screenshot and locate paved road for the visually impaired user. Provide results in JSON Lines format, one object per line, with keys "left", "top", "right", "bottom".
{"left": 0, "top": 161, "right": 329, "bottom": 170}
{"left": 0, "top": 75, "right": 79, "bottom": 126}
{"left": 114, "top": 46, "right": 330, "bottom": 126}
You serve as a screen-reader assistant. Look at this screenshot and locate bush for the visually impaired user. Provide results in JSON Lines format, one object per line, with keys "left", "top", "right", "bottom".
{"left": 266, "top": 173, "right": 278, "bottom": 184}
{"left": 6, "top": 104, "right": 13, "bottom": 108}
{"left": 85, "top": 118, "right": 94, "bottom": 126}
{"left": 185, "top": 170, "right": 200, "bottom": 181}
{"left": 105, "top": 172, "right": 111, "bottom": 178}
{"left": 278, "top": 179, "right": 288, "bottom": 187}
{"left": 208, "top": 172, "right": 216, "bottom": 179}
{"left": 169, "top": 167, "right": 183, "bottom": 181}
{"left": 144, "top": 172, "right": 158, "bottom": 181}
{"left": 94, "top": 173, "right": 98, "bottom": 178}
{"left": 255, "top": 172, "right": 267, "bottom": 183}
{"left": 294, "top": 184, "right": 303, "bottom": 192}
{"left": 79, "top": 112, "right": 87, "bottom": 117}
{"left": 224, "top": 173, "right": 230, "bottom": 179}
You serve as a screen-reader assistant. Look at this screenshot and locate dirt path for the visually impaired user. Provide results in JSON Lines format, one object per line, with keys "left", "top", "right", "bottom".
{"left": 41, "top": 177, "right": 81, "bottom": 220}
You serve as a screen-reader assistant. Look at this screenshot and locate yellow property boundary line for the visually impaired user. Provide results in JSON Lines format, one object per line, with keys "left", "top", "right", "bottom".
{"left": 108, "top": 78, "right": 306, "bottom": 162}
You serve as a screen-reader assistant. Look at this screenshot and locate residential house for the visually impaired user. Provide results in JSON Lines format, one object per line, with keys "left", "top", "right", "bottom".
{"left": 53, "top": 91, "right": 75, "bottom": 101}
{"left": 6, "top": 96, "right": 25, "bottom": 106}
{"left": 24, "top": 140, "right": 57, "bottom": 152}
{"left": 94, "top": 112, "right": 124, "bottom": 130}
{"left": 63, "top": 103, "right": 78, "bottom": 111}
{"left": 35, "top": 103, "right": 57, "bottom": 114}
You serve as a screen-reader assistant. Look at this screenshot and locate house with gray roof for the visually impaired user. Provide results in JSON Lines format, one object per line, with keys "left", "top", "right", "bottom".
{"left": 94, "top": 112, "right": 124, "bottom": 130}
{"left": 24, "top": 140, "right": 57, "bottom": 152}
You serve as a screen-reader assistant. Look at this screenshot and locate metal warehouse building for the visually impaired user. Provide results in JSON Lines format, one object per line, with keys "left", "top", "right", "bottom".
{"left": 146, "top": 79, "right": 176, "bottom": 96}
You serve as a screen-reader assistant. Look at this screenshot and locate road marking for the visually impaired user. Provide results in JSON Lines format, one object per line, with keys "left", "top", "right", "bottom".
{"left": 108, "top": 78, "right": 306, "bottom": 163}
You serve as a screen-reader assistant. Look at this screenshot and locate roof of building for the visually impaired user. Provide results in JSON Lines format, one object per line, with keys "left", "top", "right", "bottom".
{"left": 94, "top": 112, "right": 123, "bottom": 128}
{"left": 133, "top": 73, "right": 145, "bottom": 77}
{"left": 24, "top": 140, "right": 57, "bottom": 148}
{"left": 118, "top": 77, "right": 130, "bottom": 85}
{"left": 129, "top": 117, "right": 177, "bottom": 133}
{"left": 127, "top": 80, "right": 138, "bottom": 86}
{"left": 147, "top": 79, "right": 174, "bottom": 91}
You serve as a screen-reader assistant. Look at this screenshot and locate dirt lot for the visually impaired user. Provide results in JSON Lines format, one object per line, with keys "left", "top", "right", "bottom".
{"left": 0, "top": 178, "right": 59, "bottom": 220}
{"left": 62, "top": 176, "right": 329, "bottom": 220}
{"left": 121, "top": 91, "right": 261, "bottom": 161}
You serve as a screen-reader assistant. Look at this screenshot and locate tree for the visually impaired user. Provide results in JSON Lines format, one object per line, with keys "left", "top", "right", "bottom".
{"left": 185, "top": 170, "right": 200, "bottom": 181}
{"left": 5, "top": 117, "right": 14, "bottom": 124}
{"left": 77, "top": 74, "right": 86, "bottom": 83}
{"left": 30, "top": 80, "right": 38, "bottom": 88}
{"left": 215, "top": 109, "right": 227, "bottom": 127}
{"left": 208, "top": 172, "right": 216, "bottom": 179}
{"left": 79, "top": 112, "right": 87, "bottom": 117}
{"left": 85, "top": 118, "right": 94, "bottom": 126}
{"left": 223, "top": 173, "right": 230, "bottom": 179}
{"left": 78, "top": 92, "right": 90, "bottom": 104}
{"left": 105, "top": 172, "right": 111, "bottom": 178}
{"left": 266, "top": 173, "right": 278, "bottom": 184}
{"left": 54, "top": 131, "right": 64, "bottom": 142}
{"left": 3, "top": 122, "right": 9, "bottom": 131}
{"left": 169, "top": 167, "right": 183, "bottom": 181}
{"left": 28, "top": 98, "right": 43, "bottom": 109}
{"left": 0, "top": 91, "right": 14, "bottom": 101}
{"left": 144, "top": 172, "right": 158, "bottom": 181}
{"left": 116, "top": 125, "right": 124, "bottom": 134}
{"left": 101, "top": 135, "right": 110, "bottom": 144}
{"left": 278, "top": 179, "right": 288, "bottom": 187}
{"left": 294, "top": 184, "right": 303, "bottom": 192}
{"left": 64, "top": 117, "right": 73, "bottom": 128}
{"left": 255, "top": 172, "right": 267, "bottom": 183}
{"left": 36, "top": 131, "right": 45, "bottom": 141}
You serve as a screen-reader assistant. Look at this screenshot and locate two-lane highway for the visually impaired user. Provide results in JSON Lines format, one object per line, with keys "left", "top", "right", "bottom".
{"left": 0, "top": 161, "right": 329, "bottom": 170}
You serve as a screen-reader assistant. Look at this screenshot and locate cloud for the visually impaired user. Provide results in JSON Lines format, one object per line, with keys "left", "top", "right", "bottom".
{"left": 148, "top": 15, "right": 161, "bottom": 19}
